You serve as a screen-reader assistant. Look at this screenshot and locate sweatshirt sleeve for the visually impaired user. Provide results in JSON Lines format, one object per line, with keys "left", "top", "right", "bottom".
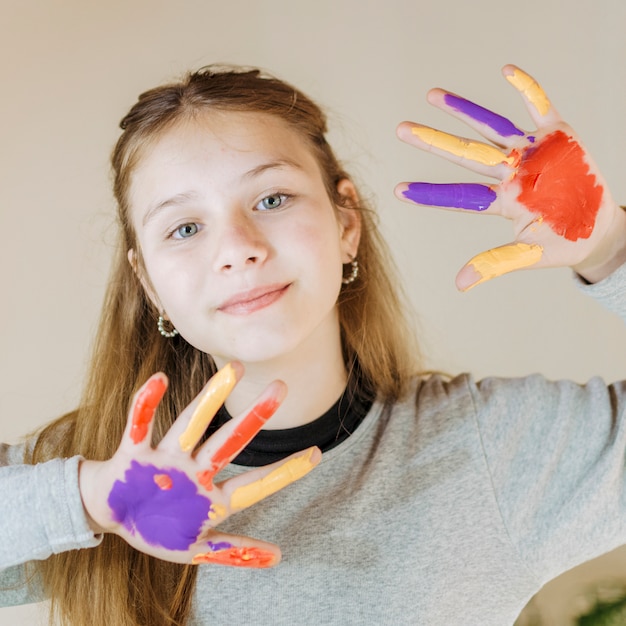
{"left": 471, "top": 374, "right": 626, "bottom": 584}
{"left": 470, "top": 262, "right": 626, "bottom": 585}
{"left": 0, "top": 442, "right": 102, "bottom": 605}
{"left": 574, "top": 258, "right": 626, "bottom": 322}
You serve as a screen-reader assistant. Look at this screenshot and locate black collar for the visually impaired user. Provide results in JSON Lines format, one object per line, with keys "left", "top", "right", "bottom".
{"left": 207, "top": 370, "right": 375, "bottom": 467}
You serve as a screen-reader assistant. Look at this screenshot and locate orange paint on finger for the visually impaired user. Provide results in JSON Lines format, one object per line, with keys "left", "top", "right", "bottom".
{"left": 192, "top": 546, "right": 277, "bottom": 568}
{"left": 212, "top": 397, "right": 280, "bottom": 467}
{"left": 196, "top": 469, "right": 216, "bottom": 491}
{"left": 196, "top": 396, "right": 281, "bottom": 491}
{"left": 130, "top": 377, "right": 167, "bottom": 444}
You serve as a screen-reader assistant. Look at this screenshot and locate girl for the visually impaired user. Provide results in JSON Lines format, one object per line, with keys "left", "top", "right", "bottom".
{"left": 2, "top": 64, "right": 626, "bottom": 626}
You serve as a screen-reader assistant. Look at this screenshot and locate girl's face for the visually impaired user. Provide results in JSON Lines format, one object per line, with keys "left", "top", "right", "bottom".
{"left": 127, "top": 111, "right": 360, "bottom": 365}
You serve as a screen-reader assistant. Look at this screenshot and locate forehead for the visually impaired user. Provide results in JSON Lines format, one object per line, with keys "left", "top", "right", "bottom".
{"left": 133, "top": 110, "right": 316, "bottom": 178}
{"left": 126, "top": 110, "right": 322, "bottom": 219}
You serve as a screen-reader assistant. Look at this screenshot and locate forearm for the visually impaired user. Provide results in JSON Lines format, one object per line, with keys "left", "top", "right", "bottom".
{"left": 0, "top": 456, "right": 101, "bottom": 569}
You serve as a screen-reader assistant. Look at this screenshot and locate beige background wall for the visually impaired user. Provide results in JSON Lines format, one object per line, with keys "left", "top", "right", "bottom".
{"left": 1, "top": 1, "right": 625, "bottom": 623}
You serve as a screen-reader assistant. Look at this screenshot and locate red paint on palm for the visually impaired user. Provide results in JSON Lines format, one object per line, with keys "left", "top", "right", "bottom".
{"left": 196, "top": 397, "right": 280, "bottom": 490}
{"left": 130, "top": 377, "right": 167, "bottom": 444}
{"left": 515, "top": 130, "right": 603, "bottom": 241}
{"left": 153, "top": 473, "right": 173, "bottom": 490}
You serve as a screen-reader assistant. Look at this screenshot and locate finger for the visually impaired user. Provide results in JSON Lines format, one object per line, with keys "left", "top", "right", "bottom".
{"left": 396, "top": 181, "right": 498, "bottom": 213}
{"left": 456, "top": 242, "right": 544, "bottom": 291}
{"left": 427, "top": 89, "right": 526, "bottom": 148}
{"left": 192, "top": 533, "right": 280, "bottom": 568}
{"left": 225, "top": 446, "right": 321, "bottom": 513}
{"left": 177, "top": 362, "right": 240, "bottom": 453}
{"left": 195, "top": 380, "right": 286, "bottom": 490}
{"left": 125, "top": 373, "right": 168, "bottom": 447}
{"left": 397, "top": 122, "right": 515, "bottom": 175}
{"left": 503, "top": 65, "right": 561, "bottom": 127}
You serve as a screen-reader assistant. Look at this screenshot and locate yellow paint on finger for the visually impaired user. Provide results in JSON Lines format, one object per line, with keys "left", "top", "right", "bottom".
{"left": 467, "top": 243, "right": 543, "bottom": 290}
{"left": 411, "top": 126, "right": 514, "bottom": 167}
{"left": 179, "top": 363, "right": 237, "bottom": 452}
{"left": 230, "top": 447, "right": 317, "bottom": 511}
{"left": 505, "top": 68, "right": 551, "bottom": 116}
{"left": 208, "top": 503, "right": 228, "bottom": 522}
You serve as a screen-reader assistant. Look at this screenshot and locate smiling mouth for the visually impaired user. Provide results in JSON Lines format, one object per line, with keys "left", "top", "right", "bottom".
{"left": 218, "top": 284, "right": 290, "bottom": 315}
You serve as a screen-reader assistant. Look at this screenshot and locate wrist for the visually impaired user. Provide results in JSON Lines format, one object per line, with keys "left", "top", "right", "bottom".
{"left": 78, "top": 459, "right": 109, "bottom": 535}
{"left": 573, "top": 205, "right": 626, "bottom": 284}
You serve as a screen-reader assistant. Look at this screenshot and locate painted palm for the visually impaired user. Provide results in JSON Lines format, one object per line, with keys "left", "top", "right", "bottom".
{"left": 396, "top": 66, "right": 618, "bottom": 291}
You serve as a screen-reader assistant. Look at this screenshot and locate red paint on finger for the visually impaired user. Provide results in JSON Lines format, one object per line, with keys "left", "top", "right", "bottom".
{"left": 192, "top": 546, "right": 277, "bottom": 568}
{"left": 515, "top": 131, "right": 603, "bottom": 241}
{"left": 130, "top": 377, "right": 167, "bottom": 444}
{"left": 196, "top": 397, "right": 280, "bottom": 491}
{"left": 196, "top": 469, "right": 216, "bottom": 491}
{"left": 211, "top": 397, "right": 280, "bottom": 468}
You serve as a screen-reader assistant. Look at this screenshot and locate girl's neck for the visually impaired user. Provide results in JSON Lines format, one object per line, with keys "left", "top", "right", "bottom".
{"left": 215, "top": 322, "right": 347, "bottom": 430}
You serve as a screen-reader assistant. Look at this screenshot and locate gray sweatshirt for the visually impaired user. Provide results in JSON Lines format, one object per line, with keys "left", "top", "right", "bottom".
{"left": 2, "top": 265, "right": 626, "bottom": 625}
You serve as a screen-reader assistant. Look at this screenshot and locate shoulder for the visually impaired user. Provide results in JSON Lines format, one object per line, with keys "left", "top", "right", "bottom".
{"left": 390, "top": 372, "right": 477, "bottom": 418}
{"left": 386, "top": 372, "right": 614, "bottom": 436}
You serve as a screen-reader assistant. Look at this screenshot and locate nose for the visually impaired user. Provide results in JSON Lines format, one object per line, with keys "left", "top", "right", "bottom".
{"left": 212, "top": 213, "right": 269, "bottom": 273}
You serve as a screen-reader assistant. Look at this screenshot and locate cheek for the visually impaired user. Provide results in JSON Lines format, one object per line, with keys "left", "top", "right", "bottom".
{"left": 302, "top": 244, "right": 344, "bottom": 316}
{"left": 293, "top": 208, "right": 344, "bottom": 260}
{"left": 295, "top": 224, "right": 344, "bottom": 290}
{"left": 142, "top": 252, "right": 198, "bottom": 315}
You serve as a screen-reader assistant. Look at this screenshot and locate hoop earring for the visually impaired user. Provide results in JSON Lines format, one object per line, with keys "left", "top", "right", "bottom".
{"left": 342, "top": 259, "right": 359, "bottom": 285}
{"left": 158, "top": 315, "right": 179, "bottom": 338}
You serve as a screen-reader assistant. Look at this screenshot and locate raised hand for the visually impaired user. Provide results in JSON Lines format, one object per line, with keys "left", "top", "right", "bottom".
{"left": 395, "top": 65, "right": 626, "bottom": 290}
{"left": 79, "top": 363, "right": 320, "bottom": 567}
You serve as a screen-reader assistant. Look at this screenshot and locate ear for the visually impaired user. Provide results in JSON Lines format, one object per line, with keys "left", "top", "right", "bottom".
{"left": 335, "top": 178, "right": 362, "bottom": 262}
{"left": 127, "top": 248, "right": 162, "bottom": 311}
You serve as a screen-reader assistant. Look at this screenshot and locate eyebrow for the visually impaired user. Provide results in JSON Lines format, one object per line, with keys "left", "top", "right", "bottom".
{"left": 142, "top": 159, "right": 305, "bottom": 226}
{"left": 143, "top": 192, "right": 199, "bottom": 226}
{"left": 241, "top": 158, "right": 304, "bottom": 180}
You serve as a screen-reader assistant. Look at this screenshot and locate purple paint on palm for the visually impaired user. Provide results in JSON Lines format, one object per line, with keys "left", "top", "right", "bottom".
{"left": 108, "top": 461, "right": 211, "bottom": 550}
{"left": 444, "top": 94, "right": 524, "bottom": 138}
{"left": 403, "top": 182, "right": 496, "bottom": 211}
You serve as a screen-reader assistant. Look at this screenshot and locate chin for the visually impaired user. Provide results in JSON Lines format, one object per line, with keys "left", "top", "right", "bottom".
{"left": 209, "top": 335, "right": 309, "bottom": 368}
{"left": 186, "top": 309, "right": 337, "bottom": 367}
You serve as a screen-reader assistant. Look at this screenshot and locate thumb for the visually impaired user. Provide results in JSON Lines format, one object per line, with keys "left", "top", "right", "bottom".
{"left": 457, "top": 242, "right": 543, "bottom": 291}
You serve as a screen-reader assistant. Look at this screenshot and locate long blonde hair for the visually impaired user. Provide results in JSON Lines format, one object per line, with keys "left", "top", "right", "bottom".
{"left": 28, "top": 65, "right": 420, "bottom": 625}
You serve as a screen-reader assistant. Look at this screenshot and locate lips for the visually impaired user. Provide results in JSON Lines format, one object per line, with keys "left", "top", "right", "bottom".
{"left": 218, "top": 284, "right": 290, "bottom": 315}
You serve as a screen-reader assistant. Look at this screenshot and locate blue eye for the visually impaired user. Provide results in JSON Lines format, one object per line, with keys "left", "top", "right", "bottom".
{"left": 257, "top": 194, "right": 286, "bottom": 210}
{"left": 173, "top": 223, "right": 199, "bottom": 239}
